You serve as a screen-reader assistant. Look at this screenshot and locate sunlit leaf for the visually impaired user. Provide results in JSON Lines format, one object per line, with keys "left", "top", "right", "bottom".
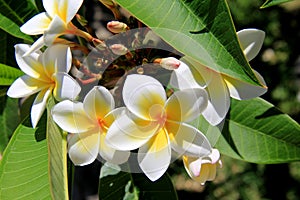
{"left": 0, "top": 64, "right": 24, "bottom": 86}
{"left": 0, "top": 117, "right": 51, "bottom": 199}
{"left": 197, "top": 97, "right": 300, "bottom": 163}
{"left": 260, "top": 0, "right": 294, "bottom": 8}
{"left": 47, "top": 96, "right": 69, "bottom": 200}
{"left": 0, "top": 13, "right": 33, "bottom": 42}
{"left": 99, "top": 163, "right": 178, "bottom": 200}
{"left": 0, "top": 96, "right": 20, "bottom": 153}
{"left": 0, "top": 0, "right": 38, "bottom": 25}
{"left": 115, "top": 0, "right": 261, "bottom": 86}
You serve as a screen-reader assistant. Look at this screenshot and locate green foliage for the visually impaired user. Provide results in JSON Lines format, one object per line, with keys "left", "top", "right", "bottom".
{"left": 0, "top": 64, "right": 24, "bottom": 86}
{"left": 47, "top": 97, "right": 69, "bottom": 200}
{"left": 0, "top": 13, "right": 33, "bottom": 42}
{"left": 99, "top": 163, "right": 178, "bottom": 200}
{"left": 0, "top": 99, "right": 69, "bottom": 200}
{"left": 198, "top": 97, "right": 300, "bottom": 163}
{"left": 0, "top": 0, "right": 38, "bottom": 25}
{"left": 0, "top": 97, "right": 20, "bottom": 153}
{"left": 0, "top": 117, "right": 51, "bottom": 200}
{"left": 0, "top": 0, "right": 37, "bottom": 67}
{"left": 261, "top": 0, "right": 294, "bottom": 8}
{"left": 115, "top": 0, "right": 261, "bottom": 86}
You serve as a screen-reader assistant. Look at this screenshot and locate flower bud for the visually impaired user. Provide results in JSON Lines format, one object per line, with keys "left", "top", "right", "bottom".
{"left": 109, "top": 44, "right": 128, "bottom": 55}
{"left": 107, "top": 21, "right": 128, "bottom": 33}
{"left": 183, "top": 149, "right": 222, "bottom": 185}
{"left": 155, "top": 57, "right": 181, "bottom": 70}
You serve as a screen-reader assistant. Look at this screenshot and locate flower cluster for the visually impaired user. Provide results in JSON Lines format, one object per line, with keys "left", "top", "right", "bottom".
{"left": 7, "top": 0, "right": 267, "bottom": 183}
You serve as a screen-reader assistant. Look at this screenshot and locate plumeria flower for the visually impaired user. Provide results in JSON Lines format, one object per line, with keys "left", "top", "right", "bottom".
{"left": 20, "top": 0, "right": 86, "bottom": 54}
{"left": 106, "top": 74, "right": 212, "bottom": 181}
{"left": 7, "top": 44, "right": 81, "bottom": 128}
{"left": 52, "top": 86, "right": 130, "bottom": 166}
{"left": 183, "top": 148, "right": 222, "bottom": 185}
{"left": 171, "top": 29, "right": 267, "bottom": 125}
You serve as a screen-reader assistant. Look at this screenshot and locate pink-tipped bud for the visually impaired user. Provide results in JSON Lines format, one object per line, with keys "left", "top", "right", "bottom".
{"left": 107, "top": 21, "right": 128, "bottom": 33}
{"left": 155, "top": 57, "right": 181, "bottom": 70}
{"left": 110, "top": 44, "right": 128, "bottom": 55}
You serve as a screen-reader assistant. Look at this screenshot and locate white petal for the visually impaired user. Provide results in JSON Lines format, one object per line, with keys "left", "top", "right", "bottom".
{"left": 99, "top": 134, "right": 130, "bottom": 164}
{"left": 43, "top": 0, "right": 58, "bottom": 18}
{"left": 165, "top": 88, "right": 208, "bottom": 122}
{"left": 180, "top": 56, "right": 213, "bottom": 87}
{"left": 23, "top": 37, "right": 45, "bottom": 56}
{"left": 63, "top": 0, "right": 84, "bottom": 23}
{"left": 44, "top": 15, "right": 67, "bottom": 45}
{"left": 167, "top": 122, "right": 212, "bottom": 157}
{"left": 138, "top": 129, "right": 171, "bottom": 181}
{"left": 14, "top": 44, "right": 45, "bottom": 79}
{"left": 43, "top": 44, "right": 72, "bottom": 74}
{"left": 103, "top": 107, "right": 126, "bottom": 127}
{"left": 52, "top": 100, "right": 96, "bottom": 133}
{"left": 83, "top": 86, "right": 114, "bottom": 121}
{"left": 68, "top": 130, "right": 100, "bottom": 166}
{"left": 20, "top": 12, "right": 51, "bottom": 35}
{"left": 53, "top": 72, "right": 81, "bottom": 101}
{"left": 31, "top": 88, "right": 52, "bottom": 128}
{"left": 237, "top": 29, "right": 265, "bottom": 61}
{"left": 7, "top": 75, "right": 48, "bottom": 98}
{"left": 208, "top": 149, "right": 221, "bottom": 164}
{"left": 105, "top": 113, "right": 159, "bottom": 151}
{"left": 123, "top": 74, "right": 166, "bottom": 120}
{"left": 224, "top": 70, "right": 267, "bottom": 100}
{"left": 202, "top": 73, "right": 230, "bottom": 125}
{"left": 183, "top": 156, "right": 202, "bottom": 177}
{"left": 169, "top": 61, "right": 200, "bottom": 90}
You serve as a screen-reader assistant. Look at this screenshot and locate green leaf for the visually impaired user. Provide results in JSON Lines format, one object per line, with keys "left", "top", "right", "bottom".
{"left": 0, "top": 117, "right": 52, "bottom": 200}
{"left": 0, "top": 30, "right": 8, "bottom": 64}
{"left": 0, "top": 0, "right": 37, "bottom": 68}
{"left": 47, "top": 96, "right": 69, "bottom": 200}
{"left": 99, "top": 163, "right": 178, "bottom": 200}
{"left": 0, "top": 87, "right": 8, "bottom": 97}
{"left": 260, "top": 0, "right": 294, "bottom": 8}
{"left": 115, "top": 0, "right": 260, "bottom": 86}
{"left": 0, "top": 0, "right": 38, "bottom": 25}
{"left": 198, "top": 97, "right": 300, "bottom": 164}
{"left": 0, "top": 13, "right": 33, "bottom": 42}
{"left": 0, "top": 64, "right": 24, "bottom": 86}
{"left": 0, "top": 96, "right": 20, "bottom": 153}
{"left": 0, "top": 30, "right": 19, "bottom": 67}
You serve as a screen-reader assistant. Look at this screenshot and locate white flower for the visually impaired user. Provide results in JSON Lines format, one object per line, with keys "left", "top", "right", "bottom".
{"left": 51, "top": 86, "right": 130, "bottom": 166}
{"left": 20, "top": 0, "right": 84, "bottom": 54}
{"left": 171, "top": 29, "right": 267, "bottom": 125}
{"left": 7, "top": 44, "right": 81, "bottom": 128}
{"left": 183, "top": 148, "right": 222, "bottom": 185}
{"left": 106, "top": 74, "right": 212, "bottom": 181}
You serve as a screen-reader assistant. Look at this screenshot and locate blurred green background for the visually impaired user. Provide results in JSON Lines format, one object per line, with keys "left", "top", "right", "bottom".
{"left": 169, "top": 1, "right": 300, "bottom": 199}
